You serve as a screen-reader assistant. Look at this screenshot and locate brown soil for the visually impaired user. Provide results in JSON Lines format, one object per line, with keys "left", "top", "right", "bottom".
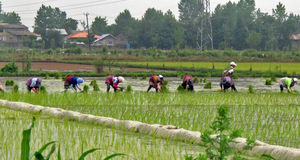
{"left": 0, "top": 62, "right": 171, "bottom": 72}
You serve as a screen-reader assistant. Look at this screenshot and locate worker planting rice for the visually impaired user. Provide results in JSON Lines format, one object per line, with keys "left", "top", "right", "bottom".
{"left": 182, "top": 75, "right": 194, "bottom": 91}
{"left": 64, "top": 75, "right": 84, "bottom": 92}
{"left": 26, "top": 77, "right": 42, "bottom": 93}
{"left": 147, "top": 74, "right": 165, "bottom": 92}
{"left": 279, "top": 77, "right": 298, "bottom": 92}
{"left": 220, "top": 62, "right": 237, "bottom": 92}
{"left": 105, "top": 75, "right": 125, "bottom": 92}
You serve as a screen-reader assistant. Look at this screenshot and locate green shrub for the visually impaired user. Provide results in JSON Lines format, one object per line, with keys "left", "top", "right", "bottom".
{"left": 13, "top": 84, "right": 18, "bottom": 93}
{"left": 193, "top": 76, "right": 199, "bottom": 83}
{"left": 1, "top": 62, "right": 18, "bottom": 73}
{"left": 53, "top": 72, "right": 61, "bottom": 79}
{"left": 5, "top": 80, "right": 14, "bottom": 86}
{"left": 248, "top": 85, "right": 254, "bottom": 93}
{"left": 265, "top": 79, "right": 272, "bottom": 85}
{"left": 204, "top": 81, "right": 212, "bottom": 89}
{"left": 126, "top": 85, "right": 133, "bottom": 92}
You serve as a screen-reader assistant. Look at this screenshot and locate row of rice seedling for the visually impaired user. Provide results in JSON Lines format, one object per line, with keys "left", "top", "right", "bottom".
{"left": 117, "top": 61, "right": 300, "bottom": 74}
{"left": 1, "top": 92, "right": 299, "bottom": 148}
{"left": 0, "top": 107, "right": 205, "bottom": 160}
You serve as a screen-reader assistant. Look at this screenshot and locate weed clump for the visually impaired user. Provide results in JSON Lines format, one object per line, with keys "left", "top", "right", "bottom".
{"left": 193, "top": 76, "right": 199, "bottom": 83}
{"left": 126, "top": 85, "right": 133, "bottom": 92}
{"left": 13, "top": 84, "right": 18, "bottom": 93}
{"left": 248, "top": 85, "right": 254, "bottom": 93}
{"left": 5, "top": 80, "right": 14, "bottom": 86}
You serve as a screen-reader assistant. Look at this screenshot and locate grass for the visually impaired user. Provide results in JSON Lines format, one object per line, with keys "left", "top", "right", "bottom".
{"left": 117, "top": 61, "right": 300, "bottom": 74}
{"left": 0, "top": 92, "right": 299, "bottom": 149}
{"left": 0, "top": 107, "right": 203, "bottom": 160}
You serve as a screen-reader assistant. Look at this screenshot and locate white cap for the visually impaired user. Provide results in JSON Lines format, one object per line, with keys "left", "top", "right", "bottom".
{"left": 158, "top": 75, "right": 163, "bottom": 79}
{"left": 230, "top": 62, "right": 237, "bottom": 66}
{"left": 118, "top": 76, "right": 125, "bottom": 82}
{"left": 293, "top": 78, "right": 298, "bottom": 82}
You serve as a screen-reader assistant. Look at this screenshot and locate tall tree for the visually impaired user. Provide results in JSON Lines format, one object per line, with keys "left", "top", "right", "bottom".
{"left": 91, "top": 16, "right": 107, "bottom": 35}
{"left": 64, "top": 18, "right": 78, "bottom": 34}
{"left": 0, "top": 12, "right": 21, "bottom": 24}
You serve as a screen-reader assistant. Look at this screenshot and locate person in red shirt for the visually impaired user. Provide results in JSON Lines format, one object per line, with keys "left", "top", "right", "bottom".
{"left": 147, "top": 74, "right": 164, "bottom": 92}
{"left": 182, "top": 75, "right": 194, "bottom": 91}
{"left": 105, "top": 75, "right": 125, "bottom": 92}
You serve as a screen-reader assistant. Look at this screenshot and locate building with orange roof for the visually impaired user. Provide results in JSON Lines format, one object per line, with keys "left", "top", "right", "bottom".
{"left": 66, "top": 31, "right": 100, "bottom": 41}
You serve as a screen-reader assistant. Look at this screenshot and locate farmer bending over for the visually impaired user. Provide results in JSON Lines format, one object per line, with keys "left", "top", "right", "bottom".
{"left": 64, "top": 75, "right": 84, "bottom": 92}
{"left": 147, "top": 74, "right": 164, "bottom": 92}
{"left": 105, "top": 75, "right": 125, "bottom": 92}
{"left": 279, "top": 77, "right": 298, "bottom": 92}
{"left": 26, "top": 77, "right": 42, "bottom": 93}
{"left": 182, "top": 75, "right": 194, "bottom": 91}
{"left": 220, "top": 62, "right": 237, "bottom": 91}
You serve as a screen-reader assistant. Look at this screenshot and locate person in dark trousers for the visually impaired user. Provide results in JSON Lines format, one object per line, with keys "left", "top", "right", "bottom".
{"left": 26, "top": 77, "right": 42, "bottom": 93}
{"left": 64, "top": 75, "right": 84, "bottom": 92}
{"left": 182, "top": 75, "right": 194, "bottom": 91}
{"left": 147, "top": 74, "right": 164, "bottom": 92}
{"left": 279, "top": 77, "right": 298, "bottom": 92}
{"left": 220, "top": 62, "right": 237, "bottom": 92}
{"left": 105, "top": 75, "right": 125, "bottom": 92}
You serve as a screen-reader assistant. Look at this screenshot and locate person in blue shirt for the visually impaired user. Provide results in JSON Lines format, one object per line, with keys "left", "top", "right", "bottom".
{"left": 64, "top": 75, "right": 84, "bottom": 92}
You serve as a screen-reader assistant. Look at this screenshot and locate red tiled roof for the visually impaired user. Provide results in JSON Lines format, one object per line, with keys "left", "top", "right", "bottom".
{"left": 66, "top": 31, "right": 100, "bottom": 39}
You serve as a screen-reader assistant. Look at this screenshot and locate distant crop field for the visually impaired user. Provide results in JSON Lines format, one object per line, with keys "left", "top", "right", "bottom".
{"left": 118, "top": 62, "right": 300, "bottom": 74}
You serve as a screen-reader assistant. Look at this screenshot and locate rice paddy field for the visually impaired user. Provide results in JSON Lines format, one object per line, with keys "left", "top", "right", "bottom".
{"left": 118, "top": 61, "right": 300, "bottom": 74}
{"left": 0, "top": 92, "right": 299, "bottom": 151}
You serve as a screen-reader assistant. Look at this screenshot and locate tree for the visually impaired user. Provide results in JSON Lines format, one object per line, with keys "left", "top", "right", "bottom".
{"left": 91, "top": 16, "right": 107, "bottom": 35}
{"left": 0, "top": 12, "right": 21, "bottom": 24}
{"left": 246, "top": 31, "right": 262, "bottom": 49}
{"left": 64, "top": 18, "right": 78, "bottom": 34}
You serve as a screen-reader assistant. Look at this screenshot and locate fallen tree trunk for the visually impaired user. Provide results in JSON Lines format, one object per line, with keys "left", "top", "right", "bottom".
{"left": 0, "top": 99, "right": 299, "bottom": 159}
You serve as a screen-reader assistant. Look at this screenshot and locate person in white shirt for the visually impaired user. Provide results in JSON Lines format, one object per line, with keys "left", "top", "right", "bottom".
{"left": 220, "top": 62, "right": 237, "bottom": 91}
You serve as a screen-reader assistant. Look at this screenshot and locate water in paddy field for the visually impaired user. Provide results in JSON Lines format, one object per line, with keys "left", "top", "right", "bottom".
{"left": 0, "top": 77, "right": 299, "bottom": 93}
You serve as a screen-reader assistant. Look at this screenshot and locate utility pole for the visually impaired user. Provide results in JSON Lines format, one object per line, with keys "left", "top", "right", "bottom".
{"left": 197, "top": 0, "right": 213, "bottom": 51}
{"left": 85, "top": 13, "right": 91, "bottom": 51}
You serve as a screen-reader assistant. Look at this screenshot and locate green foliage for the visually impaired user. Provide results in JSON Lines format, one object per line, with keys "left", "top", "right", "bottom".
{"left": 13, "top": 84, "right": 18, "bottom": 93}
{"left": 203, "top": 81, "right": 212, "bottom": 89}
{"left": 193, "top": 76, "right": 199, "bottom": 83}
{"left": 89, "top": 80, "right": 100, "bottom": 91}
{"left": 91, "top": 16, "right": 107, "bottom": 35}
{"left": 141, "top": 74, "right": 147, "bottom": 80}
{"left": 248, "top": 85, "right": 254, "bottom": 94}
{"left": 265, "top": 79, "right": 272, "bottom": 85}
{"left": 200, "top": 106, "right": 241, "bottom": 160}
{"left": 1, "top": 62, "right": 18, "bottom": 73}
{"left": 271, "top": 76, "right": 277, "bottom": 82}
{"left": 177, "top": 85, "right": 184, "bottom": 92}
{"left": 65, "top": 47, "right": 82, "bottom": 54}
{"left": 53, "top": 72, "right": 61, "bottom": 79}
{"left": 83, "top": 85, "right": 89, "bottom": 93}
{"left": 132, "top": 74, "right": 138, "bottom": 79}
{"left": 44, "top": 73, "right": 49, "bottom": 79}
{"left": 21, "top": 117, "right": 35, "bottom": 160}
{"left": 94, "top": 59, "right": 105, "bottom": 73}
{"left": 125, "top": 85, "right": 133, "bottom": 92}
{"left": 0, "top": 11, "right": 21, "bottom": 24}
{"left": 5, "top": 80, "right": 14, "bottom": 86}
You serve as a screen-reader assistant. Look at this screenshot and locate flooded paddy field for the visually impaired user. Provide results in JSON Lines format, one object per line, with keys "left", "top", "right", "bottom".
{"left": 1, "top": 77, "right": 299, "bottom": 93}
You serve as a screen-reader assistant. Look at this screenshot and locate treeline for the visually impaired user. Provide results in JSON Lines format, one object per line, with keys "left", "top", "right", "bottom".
{"left": 1, "top": 0, "right": 300, "bottom": 51}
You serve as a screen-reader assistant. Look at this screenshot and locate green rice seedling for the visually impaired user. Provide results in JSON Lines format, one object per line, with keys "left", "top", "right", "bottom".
{"left": 13, "top": 84, "right": 18, "bottom": 93}
{"left": 177, "top": 85, "right": 184, "bottom": 92}
{"left": 126, "top": 85, "right": 133, "bottom": 92}
{"left": 248, "top": 85, "right": 254, "bottom": 94}
{"left": 44, "top": 73, "right": 49, "bottom": 79}
{"left": 193, "top": 77, "right": 199, "bottom": 84}
{"left": 265, "top": 79, "right": 272, "bottom": 85}
{"left": 53, "top": 72, "right": 61, "bottom": 79}
{"left": 5, "top": 80, "right": 14, "bottom": 86}
{"left": 89, "top": 80, "right": 97, "bottom": 87}
{"left": 40, "top": 86, "right": 47, "bottom": 94}
{"left": 203, "top": 82, "right": 212, "bottom": 89}
{"left": 82, "top": 85, "right": 89, "bottom": 93}
{"left": 132, "top": 74, "right": 138, "bottom": 79}
{"left": 90, "top": 80, "right": 100, "bottom": 91}
{"left": 203, "top": 78, "right": 207, "bottom": 83}
{"left": 141, "top": 74, "right": 147, "bottom": 80}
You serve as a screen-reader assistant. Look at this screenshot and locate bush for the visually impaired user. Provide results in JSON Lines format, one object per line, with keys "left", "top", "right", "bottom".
{"left": 126, "top": 85, "right": 133, "bottom": 92}
{"left": 53, "top": 72, "right": 61, "bottom": 79}
{"left": 1, "top": 62, "right": 18, "bottom": 73}
{"left": 248, "top": 85, "right": 254, "bottom": 93}
{"left": 265, "top": 79, "right": 272, "bottom": 85}
{"left": 5, "top": 80, "right": 14, "bottom": 86}
{"left": 13, "top": 84, "right": 18, "bottom": 93}
{"left": 204, "top": 81, "right": 212, "bottom": 89}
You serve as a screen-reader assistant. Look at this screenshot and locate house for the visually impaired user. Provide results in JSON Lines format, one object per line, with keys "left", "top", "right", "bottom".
{"left": 66, "top": 31, "right": 100, "bottom": 41}
{"left": 92, "top": 34, "right": 129, "bottom": 49}
{"left": 291, "top": 34, "right": 300, "bottom": 50}
{"left": 0, "top": 23, "right": 34, "bottom": 47}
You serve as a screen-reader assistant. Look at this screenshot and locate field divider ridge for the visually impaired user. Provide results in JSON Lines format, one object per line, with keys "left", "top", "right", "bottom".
{"left": 0, "top": 99, "right": 299, "bottom": 160}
